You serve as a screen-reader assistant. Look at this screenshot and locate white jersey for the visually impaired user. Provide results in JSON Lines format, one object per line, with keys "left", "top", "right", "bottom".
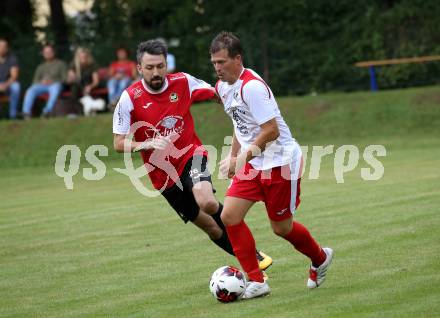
{"left": 216, "top": 68, "right": 300, "bottom": 170}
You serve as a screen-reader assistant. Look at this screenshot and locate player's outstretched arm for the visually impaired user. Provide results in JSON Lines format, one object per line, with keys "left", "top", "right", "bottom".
{"left": 113, "top": 134, "right": 171, "bottom": 153}
{"left": 114, "top": 134, "right": 144, "bottom": 153}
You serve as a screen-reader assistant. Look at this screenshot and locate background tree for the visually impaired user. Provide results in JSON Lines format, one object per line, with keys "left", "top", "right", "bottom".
{"left": 1, "top": 0, "right": 439, "bottom": 94}
{"left": 48, "top": 0, "right": 70, "bottom": 58}
{"left": 0, "top": 0, "right": 39, "bottom": 88}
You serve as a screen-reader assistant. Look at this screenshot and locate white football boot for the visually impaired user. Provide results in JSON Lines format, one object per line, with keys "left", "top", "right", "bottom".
{"left": 307, "top": 247, "right": 334, "bottom": 289}
{"left": 242, "top": 280, "right": 271, "bottom": 299}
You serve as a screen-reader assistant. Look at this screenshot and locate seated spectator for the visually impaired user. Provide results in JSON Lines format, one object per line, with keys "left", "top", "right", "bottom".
{"left": 0, "top": 38, "right": 20, "bottom": 119}
{"left": 67, "top": 47, "right": 104, "bottom": 115}
{"left": 107, "top": 46, "right": 136, "bottom": 109}
{"left": 22, "top": 44, "right": 67, "bottom": 119}
{"left": 68, "top": 47, "right": 100, "bottom": 100}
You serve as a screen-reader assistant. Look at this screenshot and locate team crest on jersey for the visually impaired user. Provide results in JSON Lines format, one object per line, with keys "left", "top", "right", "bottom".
{"left": 233, "top": 91, "right": 240, "bottom": 100}
{"left": 169, "top": 92, "right": 179, "bottom": 103}
{"left": 132, "top": 87, "right": 144, "bottom": 99}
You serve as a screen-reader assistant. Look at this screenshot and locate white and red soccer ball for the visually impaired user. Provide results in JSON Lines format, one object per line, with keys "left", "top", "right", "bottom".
{"left": 209, "top": 266, "right": 246, "bottom": 303}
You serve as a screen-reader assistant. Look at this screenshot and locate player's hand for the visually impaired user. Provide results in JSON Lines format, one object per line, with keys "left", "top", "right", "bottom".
{"left": 84, "top": 85, "right": 93, "bottom": 95}
{"left": 134, "top": 135, "right": 172, "bottom": 152}
{"left": 220, "top": 156, "right": 237, "bottom": 179}
{"left": 151, "top": 135, "right": 172, "bottom": 150}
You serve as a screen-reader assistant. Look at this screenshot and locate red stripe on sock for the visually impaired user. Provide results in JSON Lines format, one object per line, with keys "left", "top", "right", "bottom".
{"left": 225, "top": 221, "right": 264, "bottom": 283}
{"left": 283, "top": 222, "right": 326, "bottom": 266}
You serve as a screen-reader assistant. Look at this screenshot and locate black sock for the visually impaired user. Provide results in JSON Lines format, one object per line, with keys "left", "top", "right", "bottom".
{"left": 211, "top": 203, "right": 225, "bottom": 231}
{"left": 210, "top": 203, "right": 234, "bottom": 255}
{"left": 211, "top": 203, "right": 260, "bottom": 257}
{"left": 212, "top": 230, "right": 235, "bottom": 256}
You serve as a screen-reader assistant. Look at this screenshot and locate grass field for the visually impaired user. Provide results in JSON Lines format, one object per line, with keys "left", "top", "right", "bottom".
{"left": 1, "top": 86, "right": 440, "bottom": 317}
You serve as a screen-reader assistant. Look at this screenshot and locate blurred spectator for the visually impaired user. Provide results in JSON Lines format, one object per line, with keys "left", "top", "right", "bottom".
{"left": 156, "top": 38, "right": 176, "bottom": 73}
{"left": 67, "top": 47, "right": 104, "bottom": 115}
{"left": 0, "top": 38, "right": 20, "bottom": 119}
{"left": 167, "top": 52, "right": 176, "bottom": 73}
{"left": 68, "top": 47, "right": 99, "bottom": 100}
{"left": 22, "top": 44, "right": 67, "bottom": 119}
{"left": 107, "top": 46, "right": 136, "bottom": 109}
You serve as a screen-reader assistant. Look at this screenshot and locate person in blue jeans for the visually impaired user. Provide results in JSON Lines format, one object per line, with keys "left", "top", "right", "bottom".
{"left": 0, "top": 38, "right": 21, "bottom": 119}
{"left": 22, "top": 44, "right": 67, "bottom": 119}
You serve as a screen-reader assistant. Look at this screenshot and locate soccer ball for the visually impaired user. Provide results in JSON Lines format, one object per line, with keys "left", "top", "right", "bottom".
{"left": 209, "top": 266, "right": 246, "bottom": 303}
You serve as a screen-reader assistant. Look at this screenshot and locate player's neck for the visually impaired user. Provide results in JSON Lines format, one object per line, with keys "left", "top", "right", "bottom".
{"left": 227, "top": 66, "right": 245, "bottom": 85}
{"left": 142, "top": 78, "right": 169, "bottom": 94}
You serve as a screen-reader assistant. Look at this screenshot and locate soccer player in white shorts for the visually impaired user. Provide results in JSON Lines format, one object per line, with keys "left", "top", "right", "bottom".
{"left": 210, "top": 32, "right": 333, "bottom": 299}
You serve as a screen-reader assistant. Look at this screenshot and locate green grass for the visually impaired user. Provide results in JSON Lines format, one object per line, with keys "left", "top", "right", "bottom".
{"left": 1, "top": 85, "right": 439, "bottom": 168}
{"left": 1, "top": 86, "right": 440, "bottom": 317}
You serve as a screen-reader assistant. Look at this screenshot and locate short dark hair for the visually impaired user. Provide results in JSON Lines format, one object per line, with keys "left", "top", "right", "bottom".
{"left": 42, "top": 43, "right": 55, "bottom": 52}
{"left": 210, "top": 31, "right": 243, "bottom": 58}
{"left": 116, "top": 45, "right": 129, "bottom": 54}
{"left": 136, "top": 40, "right": 167, "bottom": 64}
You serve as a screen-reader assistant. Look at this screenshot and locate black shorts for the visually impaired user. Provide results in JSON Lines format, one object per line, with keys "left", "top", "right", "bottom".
{"left": 161, "top": 156, "right": 213, "bottom": 223}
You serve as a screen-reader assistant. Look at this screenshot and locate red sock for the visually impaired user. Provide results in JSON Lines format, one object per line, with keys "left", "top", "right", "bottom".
{"left": 225, "top": 221, "right": 264, "bottom": 283}
{"left": 283, "top": 221, "right": 326, "bottom": 267}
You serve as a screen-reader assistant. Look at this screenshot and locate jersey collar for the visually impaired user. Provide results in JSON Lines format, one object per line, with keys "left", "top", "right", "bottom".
{"left": 141, "top": 77, "right": 169, "bottom": 94}
{"left": 238, "top": 67, "right": 245, "bottom": 78}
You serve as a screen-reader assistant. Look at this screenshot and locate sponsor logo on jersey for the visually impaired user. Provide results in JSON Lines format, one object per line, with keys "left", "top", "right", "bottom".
{"left": 169, "top": 92, "right": 179, "bottom": 103}
{"left": 142, "top": 102, "right": 153, "bottom": 109}
{"left": 276, "top": 208, "right": 288, "bottom": 215}
{"left": 231, "top": 108, "right": 249, "bottom": 135}
{"left": 149, "top": 115, "right": 184, "bottom": 138}
{"left": 117, "top": 102, "right": 123, "bottom": 125}
{"left": 170, "top": 74, "right": 186, "bottom": 81}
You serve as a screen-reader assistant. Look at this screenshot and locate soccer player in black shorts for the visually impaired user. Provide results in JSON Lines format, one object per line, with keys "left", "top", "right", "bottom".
{"left": 113, "top": 39, "right": 272, "bottom": 270}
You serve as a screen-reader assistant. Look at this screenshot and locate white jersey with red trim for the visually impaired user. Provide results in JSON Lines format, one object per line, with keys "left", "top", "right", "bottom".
{"left": 113, "top": 72, "right": 215, "bottom": 189}
{"left": 216, "top": 68, "right": 300, "bottom": 170}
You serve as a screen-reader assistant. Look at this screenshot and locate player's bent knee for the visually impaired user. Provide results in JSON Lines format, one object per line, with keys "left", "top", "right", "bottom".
{"left": 198, "top": 199, "right": 218, "bottom": 215}
{"left": 220, "top": 210, "right": 240, "bottom": 226}
{"left": 272, "top": 225, "right": 290, "bottom": 237}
